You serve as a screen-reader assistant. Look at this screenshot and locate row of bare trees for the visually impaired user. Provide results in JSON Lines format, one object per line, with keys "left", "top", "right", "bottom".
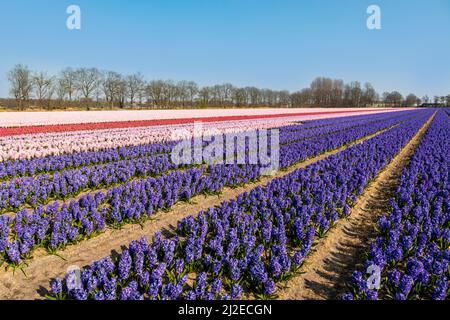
{"left": 6, "top": 64, "right": 444, "bottom": 110}
{"left": 290, "top": 78, "right": 379, "bottom": 108}
{"left": 420, "top": 94, "right": 450, "bottom": 106}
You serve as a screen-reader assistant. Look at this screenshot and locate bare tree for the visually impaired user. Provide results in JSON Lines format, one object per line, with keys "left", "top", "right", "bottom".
{"left": 246, "top": 87, "right": 260, "bottom": 106}
{"left": 161, "top": 80, "right": 177, "bottom": 107}
{"left": 8, "top": 64, "right": 33, "bottom": 110}
{"left": 126, "top": 73, "right": 145, "bottom": 107}
{"left": 384, "top": 91, "right": 404, "bottom": 107}
{"left": 310, "top": 77, "right": 334, "bottom": 106}
{"left": 362, "top": 82, "right": 378, "bottom": 107}
{"left": 171, "top": 80, "right": 199, "bottom": 107}
{"left": 32, "top": 71, "right": 54, "bottom": 109}
{"left": 198, "top": 86, "right": 211, "bottom": 107}
{"left": 278, "top": 90, "right": 291, "bottom": 107}
{"left": 55, "top": 77, "right": 68, "bottom": 107}
{"left": 186, "top": 81, "right": 199, "bottom": 105}
{"left": 102, "top": 71, "right": 123, "bottom": 109}
{"left": 291, "top": 88, "right": 313, "bottom": 107}
{"left": 75, "top": 68, "right": 101, "bottom": 101}
{"left": 137, "top": 83, "right": 146, "bottom": 105}
{"left": 330, "top": 79, "right": 344, "bottom": 107}
{"left": 347, "top": 81, "right": 362, "bottom": 107}
{"left": 117, "top": 78, "right": 127, "bottom": 108}
{"left": 405, "top": 93, "right": 419, "bottom": 107}
{"left": 221, "top": 83, "right": 234, "bottom": 105}
{"left": 59, "top": 68, "right": 78, "bottom": 101}
{"left": 145, "top": 80, "right": 165, "bottom": 108}
{"left": 232, "top": 87, "right": 247, "bottom": 107}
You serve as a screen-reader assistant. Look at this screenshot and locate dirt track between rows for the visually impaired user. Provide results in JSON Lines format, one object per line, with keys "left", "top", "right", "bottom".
{"left": 0, "top": 123, "right": 397, "bottom": 300}
{"left": 277, "top": 112, "right": 435, "bottom": 300}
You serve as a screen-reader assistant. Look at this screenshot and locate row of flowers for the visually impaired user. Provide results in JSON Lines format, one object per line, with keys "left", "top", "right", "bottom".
{"left": 0, "top": 112, "right": 416, "bottom": 214}
{"left": 344, "top": 110, "right": 449, "bottom": 300}
{"left": 0, "top": 141, "right": 175, "bottom": 181}
{"left": 46, "top": 111, "right": 433, "bottom": 300}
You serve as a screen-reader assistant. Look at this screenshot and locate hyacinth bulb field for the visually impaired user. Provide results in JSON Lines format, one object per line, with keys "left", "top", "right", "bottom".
{"left": 0, "top": 108, "right": 448, "bottom": 301}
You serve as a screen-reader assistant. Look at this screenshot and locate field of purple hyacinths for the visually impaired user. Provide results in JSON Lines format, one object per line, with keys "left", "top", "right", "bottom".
{"left": 0, "top": 109, "right": 448, "bottom": 301}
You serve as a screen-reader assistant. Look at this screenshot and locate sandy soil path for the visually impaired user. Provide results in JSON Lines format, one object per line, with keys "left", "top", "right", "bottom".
{"left": 277, "top": 112, "right": 436, "bottom": 300}
{"left": 0, "top": 124, "right": 396, "bottom": 300}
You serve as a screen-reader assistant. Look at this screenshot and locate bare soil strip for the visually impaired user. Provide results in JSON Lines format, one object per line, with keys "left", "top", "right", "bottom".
{"left": 0, "top": 125, "right": 396, "bottom": 300}
{"left": 277, "top": 112, "right": 436, "bottom": 300}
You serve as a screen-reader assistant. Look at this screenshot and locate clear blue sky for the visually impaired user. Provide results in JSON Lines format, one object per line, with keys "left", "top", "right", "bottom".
{"left": 0, "top": 0, "right": 449, "bottom": 98}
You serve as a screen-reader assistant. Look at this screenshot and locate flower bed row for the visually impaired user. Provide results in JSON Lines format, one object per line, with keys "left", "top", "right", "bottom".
{"left": 0, "top": 142, "right": 175, "bottom": 181}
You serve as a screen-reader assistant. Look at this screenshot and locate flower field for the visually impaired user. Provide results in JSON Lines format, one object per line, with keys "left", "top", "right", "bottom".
{"left": 0, "top": 108, "right": 447, "bottom": 301}
{"left": 0, "top": 108, "right": 401, "bottom": 128}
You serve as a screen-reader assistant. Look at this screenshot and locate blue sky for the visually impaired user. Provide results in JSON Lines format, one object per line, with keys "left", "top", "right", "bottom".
{"left": 0, "top": 0, "right": 449, "bottom": 98}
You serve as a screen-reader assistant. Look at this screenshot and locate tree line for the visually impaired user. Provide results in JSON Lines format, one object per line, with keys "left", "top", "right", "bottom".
{"left": 4, "top": 64, "right": 450, "bottom": 110}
